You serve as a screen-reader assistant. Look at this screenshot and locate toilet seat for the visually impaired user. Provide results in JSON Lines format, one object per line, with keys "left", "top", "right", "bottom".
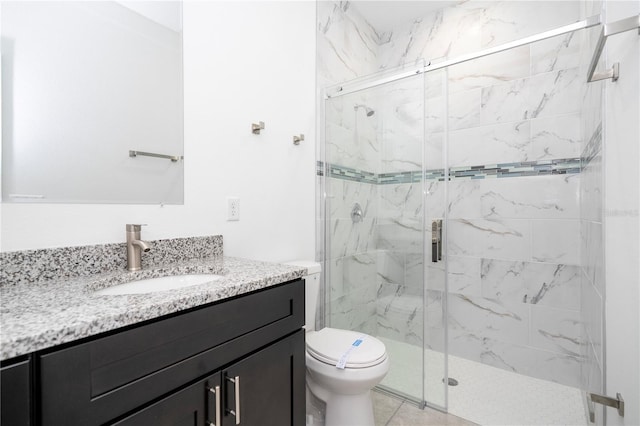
{"left": 306, "top": 328, "right": 387, "bottom": 369}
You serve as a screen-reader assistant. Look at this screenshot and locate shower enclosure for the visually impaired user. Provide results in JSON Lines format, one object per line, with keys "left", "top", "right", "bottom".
{"left": 317, "top": 1, "right": 639, "bottom": 424}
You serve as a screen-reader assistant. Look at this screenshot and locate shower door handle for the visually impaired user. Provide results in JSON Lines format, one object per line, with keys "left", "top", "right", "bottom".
{"left": 431, "top": 220, "right": 442, "bottom": 263}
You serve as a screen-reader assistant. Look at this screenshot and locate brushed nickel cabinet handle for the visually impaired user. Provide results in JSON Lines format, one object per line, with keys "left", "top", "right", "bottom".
{"left": 206, "top": 385, "right": 221, "bottom": 426}
{"left": 226, "top": 376, "right": 241, "bottom": 424}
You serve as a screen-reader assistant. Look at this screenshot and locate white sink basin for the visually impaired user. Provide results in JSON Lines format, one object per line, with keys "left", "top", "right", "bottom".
{"left": 95, "top": 274, "right": 223, "bottom": 295}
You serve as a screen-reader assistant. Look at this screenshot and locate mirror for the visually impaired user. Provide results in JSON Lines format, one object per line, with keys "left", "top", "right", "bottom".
{"left": 1, "top": 1, "right": 184, "bottom": 204}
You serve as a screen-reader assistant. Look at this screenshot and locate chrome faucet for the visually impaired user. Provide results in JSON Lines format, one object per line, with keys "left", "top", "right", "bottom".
{"left": 126, "top": 224, "right": 151, "bottom": 271}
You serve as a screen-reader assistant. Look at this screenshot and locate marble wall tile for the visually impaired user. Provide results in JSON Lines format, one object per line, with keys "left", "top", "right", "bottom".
{"left": 425, "top": 260, "right": 445, "bottom": 292}
{"left": 325, "top": 122, "right": 369, "bottom": 170}
{"left": 448, "top": 120, "right": 531, "bottom": 166}
{"left": 377, "top": 294, "right": 423, "bottom": 345}
{"left": 425, "top": 131, "right": 444, "bottom": 171}
{"left": 425, "top": 180, "right": 446, "bottom": 219}
{"left": 449, "top": 89, "right": 482, "bottom": 130}
{"left": 481, "top": 259, "right": 580, "bottom": 310}
{"left": 480, "top": 175, "right": 580, "bottom": 219}
{"left": 448, "top": 218, "right": 531, "bottom": 261}
{"left": 448, "top": 46, "right": 530, "bottom": 94}
{"left": 530, "top": 32, "right": 581, "bottom": 75}
{"left": 581, "top": 219, "right": 604, "bottom": 295}
{"left": 404, "top": 252, "right": 426, "bottom": 295}
{"left": 532, "top": 219, "right": 580, "bottom": 265}
{"left": 377, "top": 218, "right": 423, "bottom": 252}
{"left": 520, "top": 348, "right": 582, "bottom": 388}
{"left": 448, "top": 293, "right": 530, "bottom": 346}
{"left": 425, "top": 96, "right": 445, "bottom": 134}
{"left": 380, "top": 130, "right": 423, "bottom": 173}
{"left": 480, "top": 78, "right": 529, "bottom": 125}
{"left": 425, "top": 290, "right": 446, "bottom": 352}
{"left": 377, "top": 9, "right": 448, "bottom": 69}
{"left": 530, "top": 113, "right": 582, "bottom": 160}
{"left": 325, "top": 94, "right": 380, "bottom": 172}
{"left": 527, "top": 67, "right": 581, "bottom": 119}
{"left": 425, "top": 69, "right": 445, "bottom": 99}
{"left": 316, "top": 1, "right": 379, "bottom": 87}
{"left": 580, "top": 151, "right": 602, "bottom": 223}
{"left": 377, "top": 249, "right": 405, "bottom": 288}
{"left": 477, "top": 1, "right": 580, "bottom": 49}
{"left": 530, "top": 305, "right": 582, "bottom": 356}
{"left": 447, "top": 180, "right": 484, "bottom": 219}
{"left": 327, "top": 177, "right": 377, "bottom": 221}
{"left": 378, "top": 183, "right": 423, "bottom": 221}
{"left": 581, "top": 270, "right": 603, "bottom": 364}
{"left": 448, "top": 256, "right": 482, "bottom": 296}
{"left": 340, "top": 252, "right": 378, "bottom": 296}
{"left": 330, "top": 289, "right": 378, "bottom": 334}
{"left": 580, "top": 76, "right": 603, "bottom": 153}
{"left": 583, "top": 340, "right": 604, "bottom": 394}
{"left": 329, "top": 217, "right": 377, "bottom": 259}
{"left": 328, "top": 254, "right": 345, "bottom": 298}
{"left": 440, "top": 2, "right": 484, "bottom": 57}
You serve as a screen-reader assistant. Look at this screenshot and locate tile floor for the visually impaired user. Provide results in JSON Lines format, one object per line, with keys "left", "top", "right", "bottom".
{"left": 373, "top": 391, "right": 477, "bottom": 426}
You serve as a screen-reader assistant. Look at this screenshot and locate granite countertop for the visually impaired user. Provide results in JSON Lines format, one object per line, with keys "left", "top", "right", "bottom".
{"left": 0, "top": 256, "right": 307, "bottom": 361}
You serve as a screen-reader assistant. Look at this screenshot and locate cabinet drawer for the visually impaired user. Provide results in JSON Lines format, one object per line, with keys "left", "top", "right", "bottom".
{"left": 39, "top": 280, "right": 303, "bottom": 425}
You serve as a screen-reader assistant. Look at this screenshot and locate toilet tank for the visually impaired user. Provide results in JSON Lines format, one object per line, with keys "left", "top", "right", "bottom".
{"left": 285, "top": 261, "right": 321, "bottom": 331}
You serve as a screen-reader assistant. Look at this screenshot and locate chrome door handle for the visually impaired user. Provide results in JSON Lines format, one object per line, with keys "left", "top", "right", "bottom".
{"left": 226, "top": 376, "right": 241, "bottom": 424}
{"left": 206, "top": 385, "right": 221, "bottom": 426}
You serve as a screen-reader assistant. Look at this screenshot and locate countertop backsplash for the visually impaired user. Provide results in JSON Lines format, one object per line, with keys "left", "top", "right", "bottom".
{"left": 0, "top": 235, "right": 224, "bottom": 287}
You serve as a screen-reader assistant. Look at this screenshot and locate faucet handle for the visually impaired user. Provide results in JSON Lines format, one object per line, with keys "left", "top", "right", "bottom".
{"left": 126, "top": 224, "right": 147, "bottom": 232}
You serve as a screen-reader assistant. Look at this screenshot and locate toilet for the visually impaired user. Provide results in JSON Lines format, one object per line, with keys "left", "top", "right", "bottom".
{"left": 286, "top": 261, "right": 390, "bottom": 426}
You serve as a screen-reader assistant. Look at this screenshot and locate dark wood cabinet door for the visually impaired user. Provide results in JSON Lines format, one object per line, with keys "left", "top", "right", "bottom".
{"left": 112, "top": 373, "right": 221, "bottom": 426}
{"left": 0, "top": 358, "right": 31, "bottom": 426}
{"left": 222, "top": 330, "right": 305, "bottom": 426}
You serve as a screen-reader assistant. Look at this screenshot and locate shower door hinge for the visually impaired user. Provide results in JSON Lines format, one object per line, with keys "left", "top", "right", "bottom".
{"left": 589, "top": 392, "right": 624, "bottom": 421}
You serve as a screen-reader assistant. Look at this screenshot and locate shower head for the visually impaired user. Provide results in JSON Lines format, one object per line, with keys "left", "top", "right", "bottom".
{"left": 354, "top": 104, "right": 375, "bottom": 117}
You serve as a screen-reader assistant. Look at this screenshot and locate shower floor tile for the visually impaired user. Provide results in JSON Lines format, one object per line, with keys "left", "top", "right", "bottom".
{"left": 377, "top": 337, "right": 588, "bottom": 426}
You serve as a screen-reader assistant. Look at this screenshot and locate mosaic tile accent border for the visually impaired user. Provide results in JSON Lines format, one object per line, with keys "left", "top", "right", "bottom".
{"left": 318, "top": 158, "right": 581, "bottom": 185}
{"left": 325, "top": 163, "right": 378, "bottom": 184}
{"left": 449, "top": 158, "right": 581, "bottom": 180}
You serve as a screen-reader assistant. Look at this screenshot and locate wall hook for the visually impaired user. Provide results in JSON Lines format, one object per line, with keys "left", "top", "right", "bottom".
{"left": 293, "top": 134, "right": 305, "bottom": 145}
{"left": 252, "top": 121, "right": 265, "bottom": 135}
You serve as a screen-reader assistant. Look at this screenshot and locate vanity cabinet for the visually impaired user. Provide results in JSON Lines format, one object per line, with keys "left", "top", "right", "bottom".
{"left": 36, "top": 279, "right": 305, "bottom": 426}
{"left": 0, "top": 357, "right": 32, "bottom": 426}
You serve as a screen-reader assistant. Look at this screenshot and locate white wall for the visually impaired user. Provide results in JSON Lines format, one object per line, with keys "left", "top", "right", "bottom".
{"left": 0, "top": 1, "right": 316, "bottom": 263}
{"left": 604, "top": 1, "right": 640, "bottom": 424}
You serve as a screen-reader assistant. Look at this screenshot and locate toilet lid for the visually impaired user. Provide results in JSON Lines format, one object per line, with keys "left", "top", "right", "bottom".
{"left": 306, "top": 328, "right": 387, "bottom": 369}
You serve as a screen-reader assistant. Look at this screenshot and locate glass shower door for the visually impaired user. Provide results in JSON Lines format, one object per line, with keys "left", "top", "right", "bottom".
{"left": 322, "top": 67, "right": 448, "bottom": 408}
{"left": 442, "top": 32, "right": 589, "bottom": 425}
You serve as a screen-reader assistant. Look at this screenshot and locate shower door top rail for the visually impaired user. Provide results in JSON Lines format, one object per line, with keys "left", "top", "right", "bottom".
{"left": 325, "top": 14, "right": 601, "bottom": 99}
{"left": 587, "top": 14, "right": 640, "bottom": 82}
